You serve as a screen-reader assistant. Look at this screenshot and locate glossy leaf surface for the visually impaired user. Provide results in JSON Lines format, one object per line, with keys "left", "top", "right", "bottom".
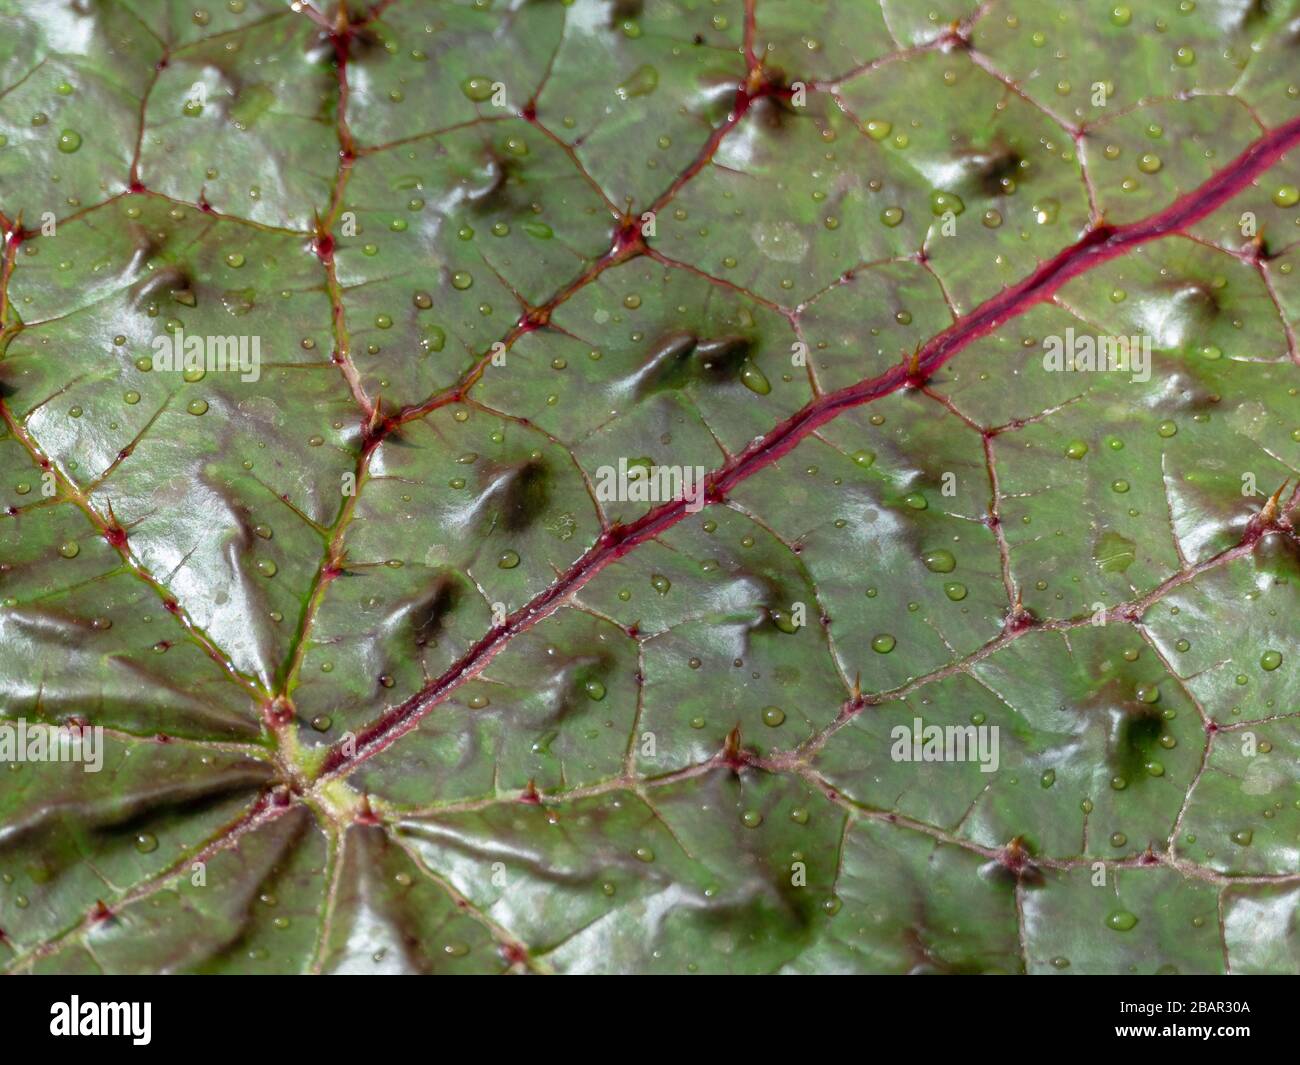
{"left": 1, "top": 0, "right": 1299, "bottom": 974}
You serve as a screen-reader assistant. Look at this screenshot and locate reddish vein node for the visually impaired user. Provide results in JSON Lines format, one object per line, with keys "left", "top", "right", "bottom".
{"left": 314, "top": 231, "right": 335, "bottom": 264}
{"left": 501, "top": 942, "right": 529, "bottom": 966}
{"left": 265, "top": 696, "right": 294, "bottom": 728}
{"left": 518, "top": 305, "right": 550, "bottom": 332}
{"left": 720, "top": 726, "right": 752, "bottom": 772}
{"left": 998, "top": 836, "right": 1036, "bottom": 877}
{"left": 355, "top": 795, "right": 381, "bottom": 825}
{"left": 610, "top": 216, "right": 648, "bottom": 260}
{"left": 1004, "top": 605, "right": 1036, "bottom": 635}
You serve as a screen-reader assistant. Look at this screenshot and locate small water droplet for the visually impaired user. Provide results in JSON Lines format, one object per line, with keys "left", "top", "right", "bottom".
{"left": 461, "top": 77, "right": 495, "bottom": 102}
{"left": 922, "top": 548, "right": 956, "bottom": 573}
{"left": 616, "top": 64, "right": 659, "bottom": 100}
{"left": 739, "top": 359, "right": 771, "bottom": 395}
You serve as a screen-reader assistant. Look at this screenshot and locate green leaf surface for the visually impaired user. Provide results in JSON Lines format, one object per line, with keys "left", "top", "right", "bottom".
{"left": 1, "top": 0, "right": 1298, "bottom": 975}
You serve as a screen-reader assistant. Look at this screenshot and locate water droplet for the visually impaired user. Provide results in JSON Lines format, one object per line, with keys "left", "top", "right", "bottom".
{"left": 634, "top": 846, "right": 655, "bottom": 862}
{"left": 864, "top": 119, "right": 892, "bottom": 140}
{"left": 942, "top": 581, "right": 967, "bottom": 601}
{"left": 741, "top": 810, "right": 763, "bottom": 828}
{"left": 187, "top": 398, "right": 209, "bottom": 415}
{"left": 451, "top": 271, "right": 473, "bottom": 290}
{"left": 1260, "top": 649, "right": 1282, "bottom": 671}
{"left": 880, "top": 207, "right": 904, "bottom": 227}
{"left": 1031, "top": 197, "right": 1060, "bottom": 224}
{"left": 739, "top": 359, "right": 771, "bottom": 395}
{"left": 422, "top": 325, "right": 446, "bottom": 353}
{"left": 902, "top": 491, "right": 927, "bottom": 510}
{"left": 650, "top": 574, "right": 671, "bottom": 594}
{"left": 1231, "top": 829, "right": 1253, "bottom": 846}
{"left": 922, "top": 548, "right": 956, "bottom": 573}
{"left": 256, "top": 558, "right": 277, "bottom": 577}
{"left": 310, "top": 715, "right": 332, "bottom": 731}
{"left": 1136, "top": 684, "right": 1160, "bottom": 704}
{"left": 57, "top": 129, "right": 82, "bottom": 153}
{"left": 1273, "top": 185, "right": 1300, "bottom": 208}
{"left": 59, "top": 541, "right": 80, "bottom": 558}
{"left": 584, "top": 678, "right": 607, "bottom": 701}
{"left": 461, "top": 77, "right": 495, "bottom": 101}
{"left": 851, "top": 449, "right": 875, "bottom": 468}
{"left": 497, "top": 549, "right": 520, "bottom": 569}
{"left": 930, "top": 190, "right": 964, "bottom": 216}
{"left": 134, "top": 832, "right": 158, "bottom": 853}
{"left": 762, "top": 706, "right": 786, "bottom": 727}
{"left": 1106, "top": 910, "right": 1138, "bottom": 931}
{"left": 1137, "top": 153, "right": 1162, "bottom": 174}
{"left": 616, "top": 64, "right": 659, "bottom": 99}
{"left": 1040, "top": 769, "right": 1056, "bottom": 788}
{"left": 871, "top": 633, "right": 896, "bottom": 654}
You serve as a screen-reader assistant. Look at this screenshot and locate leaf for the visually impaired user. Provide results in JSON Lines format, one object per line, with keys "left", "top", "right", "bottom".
{"left": 1, "top": 0, "right": 1298, "bottom": 975}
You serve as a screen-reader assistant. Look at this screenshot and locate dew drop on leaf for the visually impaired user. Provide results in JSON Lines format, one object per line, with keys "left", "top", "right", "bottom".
{"left": 922, "top": 548, "right": 956, "bottom": 573}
